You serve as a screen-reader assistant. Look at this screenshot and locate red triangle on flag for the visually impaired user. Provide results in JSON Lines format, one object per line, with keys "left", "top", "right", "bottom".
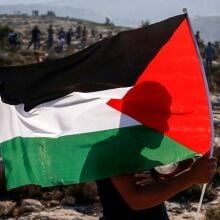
{"left": 108, "top": 18, "right": 211, "bottom": 154}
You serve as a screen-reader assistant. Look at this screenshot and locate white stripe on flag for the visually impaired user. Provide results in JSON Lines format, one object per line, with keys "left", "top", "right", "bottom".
{"left": 0, "top": 87, "right": 140, "bottom": 142}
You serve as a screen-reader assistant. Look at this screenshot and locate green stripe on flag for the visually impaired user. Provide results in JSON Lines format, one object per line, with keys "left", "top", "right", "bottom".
{"left": 1, "top": 125, "right": 197, "bottom": 189}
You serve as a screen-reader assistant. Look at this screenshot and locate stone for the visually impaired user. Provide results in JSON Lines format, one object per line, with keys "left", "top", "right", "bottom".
{"left": 0, "top": 200, "right": 16, "bottom": 216}
{"left": 51, "top": 190, "right": 63, "bottom": 200}
{"left": 12, "top": 207, "right": 22, "bottom": 217}
{"left": 17, "top": 208, "right": 98, "bottom": 220}
{"left": 49, "top": 200, "right": 60, "bottom": 206}
{"left": 61, "top": 196, "right": 76, "bottom": 206}
{"left": 21, "top": 199, "right": 44, "bottom": 212}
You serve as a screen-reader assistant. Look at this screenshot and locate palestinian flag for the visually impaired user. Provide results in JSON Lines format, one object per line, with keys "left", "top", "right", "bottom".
{"left": 0, "top": 14, "right": 212, "bottom": 189}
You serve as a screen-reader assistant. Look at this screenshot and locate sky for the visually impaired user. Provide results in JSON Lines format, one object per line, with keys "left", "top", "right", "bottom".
{"left": 0, "top": 0, "right": 220, "bottom": 26}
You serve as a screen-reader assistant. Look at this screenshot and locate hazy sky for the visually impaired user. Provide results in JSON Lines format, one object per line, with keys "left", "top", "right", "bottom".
{"left": 0, "top": 0, "right": 220, "bottom": 25}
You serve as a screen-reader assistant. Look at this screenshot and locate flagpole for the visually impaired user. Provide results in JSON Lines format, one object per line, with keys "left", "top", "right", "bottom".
{"left": 183, "top": 8, "right": 215, "bottom": 220}
{"left": 195, "top": 184, "right": 207, "bottom": 220}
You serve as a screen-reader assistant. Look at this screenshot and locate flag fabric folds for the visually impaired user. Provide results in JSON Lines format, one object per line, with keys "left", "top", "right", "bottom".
{"left": 0, "top": 14, "right": 211, "bottom": 189}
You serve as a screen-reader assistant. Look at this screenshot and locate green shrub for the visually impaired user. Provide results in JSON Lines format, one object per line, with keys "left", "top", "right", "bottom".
{"left": 0, "top": 25, "right": 12, "bottom": 47}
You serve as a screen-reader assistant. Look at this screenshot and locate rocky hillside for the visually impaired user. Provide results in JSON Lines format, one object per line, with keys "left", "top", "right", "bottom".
{"left": 1, "top": 3, "right": 220, "bottom": 43}
{"left": 0, "top": 14, "right": 128, "bottom": 66}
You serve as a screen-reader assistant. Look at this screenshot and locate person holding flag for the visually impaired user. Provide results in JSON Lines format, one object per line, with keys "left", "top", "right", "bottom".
{"left": 97, "top": 155, "right": 217, "bottom": 220}
{"left": 96, "top": 80, "right": 217, "bottom": 220}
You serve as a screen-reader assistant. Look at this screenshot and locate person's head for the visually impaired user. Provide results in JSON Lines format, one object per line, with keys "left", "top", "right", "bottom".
{"left": 109, "top": 81, "right": 172, "bottom": 133}
{"left": 208, "top": 42, "right": 212, "bottom": 46}
{"left": 33, "top": 51, "right": 43, "bottom": 63}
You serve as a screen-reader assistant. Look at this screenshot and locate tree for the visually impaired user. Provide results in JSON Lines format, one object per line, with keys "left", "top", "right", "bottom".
{"left": 46, "top": 11, "right": 56, "bottom": 18}
{"left": 213, "top": 41, "right": 219, "bottom": 49}
{"left": 141, "top": 19, "right": 150, "bottom": 27}
{"left": 105, "top": 17, "right": 111, "bottom": 25}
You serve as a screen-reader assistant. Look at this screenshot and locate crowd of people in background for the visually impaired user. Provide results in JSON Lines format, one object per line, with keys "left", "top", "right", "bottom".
{"left": 7, "top": 23, "right": 112, "bottom": 53}
{"left": 6, "top": 24, "right": 218, "bottom": 77}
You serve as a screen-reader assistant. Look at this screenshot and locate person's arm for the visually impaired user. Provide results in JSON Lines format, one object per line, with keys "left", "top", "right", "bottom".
{"left": 111, "top": 155, "right": 217, "bottom": 210}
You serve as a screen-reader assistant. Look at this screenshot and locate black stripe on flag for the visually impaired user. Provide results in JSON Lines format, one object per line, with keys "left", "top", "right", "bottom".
{"left": 0, "top": 14, "right": 186, "bottom": 111}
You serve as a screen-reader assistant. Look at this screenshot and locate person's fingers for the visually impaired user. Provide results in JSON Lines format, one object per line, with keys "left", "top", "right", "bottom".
{"left": 134, "top": 171, "right": 151, "bottom": 178}
{"left": 134, "top": 170, "right": 157, "bottom": 186}
{"left": 135, "top": 176, "right": 156, "bottom": 186}
{"left": 134, "top": 173, "right": 151, "bottom": 178}
{"left": 191, "top": 155, "right": 218, "bottom": 184}
{"left": 136, "top": 176, "right": 154, "bottom": 183}
{"left": 136, "top": 178, "right": 155, "bottom": 186}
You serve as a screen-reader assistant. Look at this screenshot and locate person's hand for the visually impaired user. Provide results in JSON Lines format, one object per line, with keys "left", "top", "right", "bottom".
{"left": 178, "top": 158, "right": 194, "bottom": 171}
{"left": 134, "top": 170, "right": 156, "bottom": 187}
{"left": 189, "top": 154, "right": 217, "bottom": 184}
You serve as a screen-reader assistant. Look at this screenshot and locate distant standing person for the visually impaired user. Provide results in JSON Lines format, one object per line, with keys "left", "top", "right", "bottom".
{"left": 75, "top": 25, "right": 82, "bottom": 39}
{"left": 91, "top": 28, "right": 96, "bottom": 38}
{"left": 28, "top": 25, "right": 41, "bottom": 50}
{"left": 66, "top": 28, "right": 73, "bottom": 48}
{"left": 8, "top": 31, "right": 15, "bottom": 44}
{"left": 58, "top": 27, "right": 66, "bottom": 51}
{"left": 47, "top": 24, "right": 54, "bottom": 50}
{"left": 33, "top": 51, "right": 43, "bottom": 63}
{"left": 7, "top": 31, "right": 18, "bottom": 49}
{"left": 81, "top": 25, "right": 88, "bottom": 49}
{"left": 99, "top": 33, "right": 103, "bottom": 40}
{"left": 205, "top": 42, "right": 215, "bottom": 75}
{"left": 195, "top": 31, "right": 201, "bottom": 45}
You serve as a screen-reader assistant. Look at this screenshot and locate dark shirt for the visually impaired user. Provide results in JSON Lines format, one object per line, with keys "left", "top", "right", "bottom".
{"left": 48, "top": 28, "right": 54, "bottom": 40}
{"left": 205, "top": 46, "right": 215, "bottom": 60}
{"left": 32, "top": 28, "right": 40, "bottom": 41}
{"left": 97, "top": 178, "right": 169, "bottom": 220}
{"left": 58, "top": 30, "right": 66, "bottom": 40}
